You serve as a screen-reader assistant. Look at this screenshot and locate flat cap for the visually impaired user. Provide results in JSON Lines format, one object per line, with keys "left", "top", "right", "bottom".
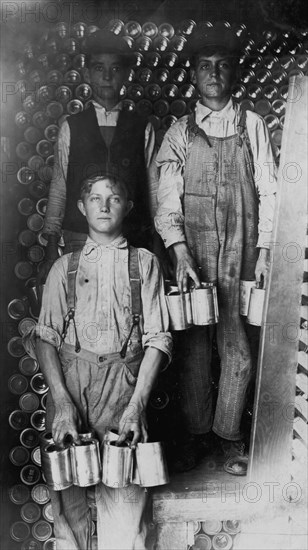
{"left": 85, "top": 30, "right": 135, "bottom": 64}
{"left": 189, "top": 25, "right": 241, "bottom": 55}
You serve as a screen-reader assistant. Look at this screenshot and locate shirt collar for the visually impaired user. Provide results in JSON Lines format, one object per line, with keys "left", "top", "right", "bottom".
{"left": 91, "top": 99, "right": 123, "bottom": 114}
{"left": 195, "top": 98, "right": 238, "bottom": 124}
{"left": 83, "top": 235, "right": 128, "bottom": 258}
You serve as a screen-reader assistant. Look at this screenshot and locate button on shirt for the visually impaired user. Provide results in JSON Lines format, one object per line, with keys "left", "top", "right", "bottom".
{"left": 35, "top": 236, "right": 172, "bottom": 361}
{"left": 155, "top": 99, "right": 278, "bottom": 249}
{"left": 44, "top": 100, "right": 159, "bottom": 236}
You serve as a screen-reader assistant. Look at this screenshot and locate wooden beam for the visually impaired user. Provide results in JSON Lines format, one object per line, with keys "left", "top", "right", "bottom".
{"left": 248, "top": 76, "right": 308, "bottom": 485}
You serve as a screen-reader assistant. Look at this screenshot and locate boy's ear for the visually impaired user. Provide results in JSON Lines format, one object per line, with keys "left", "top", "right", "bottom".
{"left": 126, "top": 200, "right": 134, "bottom": 216}
{"left": 190, "top": 68, "right": 196, "bottom": 85}
{"left": 77, "top": 199, "right": 86, "bottom": 217}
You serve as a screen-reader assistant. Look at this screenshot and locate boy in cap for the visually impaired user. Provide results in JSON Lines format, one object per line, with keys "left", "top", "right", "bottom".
{"left": 38, "top": 30, "right": 158, "bottom": 284}
{"left": 29, "top": 165, "right": 172, "bottom": 549}
{"left": 155, "top": 25, "right": 277, "bottom": 474}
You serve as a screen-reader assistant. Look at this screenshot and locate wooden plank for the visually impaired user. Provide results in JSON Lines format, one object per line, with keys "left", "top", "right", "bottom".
{"left": 155, "top": 522, "right": 188, "bottom": 550}
{"left": 296, "top": 372, "right": 308, "bottom": 396}
{"left": 299, "top": 328, "right": 308, "bottom": 347}
{"left": 295, "top": 394, "right": 308, "bottom": 421}
{"left": 292, "top": 437, "right": 307, "bottom": 463}
{"left": 293, "top": 417, "right": 308, "bottom": 444}
{"left": 297, "top": 351, "right": 308, "bottom": 373}
{"left": 248, "top": 76, "right": 308, "bottom": 485}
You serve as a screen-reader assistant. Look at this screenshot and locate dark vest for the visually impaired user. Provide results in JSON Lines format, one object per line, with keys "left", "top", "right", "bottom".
{"left": 64, "top": 104, "right": 150, "bottom": 247}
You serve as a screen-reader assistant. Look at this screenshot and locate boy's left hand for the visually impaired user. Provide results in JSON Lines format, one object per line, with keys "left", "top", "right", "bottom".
{"left": 255, "top": 247, "right": 271, "bottom": 289}
{"left": 117, "top": 403, "right": 148, "bottom": 449}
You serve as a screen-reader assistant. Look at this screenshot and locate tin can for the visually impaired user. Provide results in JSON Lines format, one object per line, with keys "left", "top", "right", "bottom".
{"left": 191, "top": 283, "right": 219, "bottom": 325}
{"left": 246, "top": 84, "right": 262, "bottom": 101}
{"left": 142, "top": 22, "right": 158, "bottom": 39}
{"left": 170, "top": 35, "right": 188, "bottom": 52}
{"left": 170, "top": 99, "right": 187, "bottom": 117}
{"left": 145, "top": 51, "right": 161, "bottom": 69}
{"left": 70, "top": 436, "right": 101, "bottom": 486}
{"left": 7, "top": 336, "right": 26, "bottom": 357}
{"left": 158, "top": 22, "right": 174, "bottom": 39}
{"left": 30, "top": 373, "right": 49, "bottom": 395}
{"left": 102, "top": 441, "right": 132, "bottom": 488}
{"left": 10, "top": 522, "right": 30, "bottom": 542}
{"left": 41, "top": 444, "right": 73, "bottom": 490}
{"left": 212, "top": 532, "right": 233, "bottom": 550}
{"left": 16, "top": 141, "right": 34, "bottom": 161}
{"left": 177, "top": 19, "right": 196, "bottom": 35}
{"left": 31, "top": 446, "right": 42, "bottom": 466}
{"left": 29, "top": 180, "right": 48, "bottom": 199}
{"left": 44, "top": 124, "right": 59, "bottom": 143}
{"left": 20, "top": 428, "right": 40, "bottom": 448}
{"left": 31, "top": 484, "right": 50, "bottom": 505}
{"left": 271, "top": 98, "right": 286, "bottom": 117}
{"left": 161, "top": 52, "right": 178, "bottom": 68}
{"left": 166, "top": 288, "right": 193, "bottom": 330}
{"left": 42, "top": 503, "right": 53, "bottom": 523}
{"left": 136, "top": 99, "right": 153, "bottom": 117}
{"left": 222, "top": 520, "right": 241, "bottom": 534}
{"left": 18, "top": 231, "right": 36, "bottom": 250}
{"left": 36, "top": 140, "right": 53, "bottom": 158}
{"left": 27, "top": 213, "right": 45, "bottom": 232}
{"left": 254, "top": 99, "right": 271, "bottom": 116}
{"left": 32, "top": 520, "right": 53, "bottom": 542}
{"left": 14, "top": 261, "right": 34, "bottom": 280}
{"left": 67, "top": 99, "right": 84, "bottom": 115}
{"left": 28, "top": 155, "right": 45, "bottom": 172}
{"left": 7, "top": 298, "right": 28, "bottom": 320}
{"left": 136, "top": 442, "right": 169, "bottom": 487}
{"left": 179, "top": 84, "right": 196, "bottom": 100}
{"left": 106, "top": 19, "right": 124, "bottom": 35}
{"left": 9, "top": 484, "right": 30, "bottom": 505}
{"left": 43, "top": 539, "right": 56, "bottom": 550}
{"left": 263, "top": 84, "right": 278, "bottom": 101}
{"left": 15, "top": 111, "right": 31, "bottom": 129}
{"left": 192, "top": 534, "right": 212, "bottom": 549}
{"left": 271, "top": 128, "right": 283, "bottom": 147}
{"left": 201, "top": 519, "right": 222, "bottom": 535}
{"left": 55, "top": 85, "right": 72, "bottom": 104}
{"left": 162, "top": 84, "right": 179, "bottom": 101}
{"left": 136, "top": 68, "right": 153, "bottom": 84}
{"left": 22, "top": 539, "right": 43, "bottom": 550}
{"left": 19, "top": 356, "right": 39, "bottom": 377}
{"left": 72, "top": 53, "right": 86, "bottom": 71}
{"left": 232, "top": 84, "right": 246, "bottom": 101}
{"left": 124, "top": 21, "right": 142, "bottom": 38}
{"left": 152, "top": 36, "right": 169, "bottom": 51}
{"left": 122, "top": 99, "right": 135, "bottom": 112}
{"left": 18, "top": 197, "right": 35, "bottom": 215}
{"left": 28, "top": 245, "right": 45, "bottom": 263}
{"left": 247, "top": 287, "right": 265, "bottom": 325}
{"left": 75, "top": 83, "right": 92, "bottom": 102}
{"left": 153, "top": 99, "right": 169, "bottom": 117}
{"left": 272, "top": 68, "right": 287, "bottom": 85}
{"left": 37, "top": 164, "right": 53, "bottom": 183}
{"left": 24, "top": 126, "right": 43, "bottom": 144}
{"left": 30, "top": 410, "right": 46, "bottom": 431}
{"left": 8, "top": 374, "right": 28, "bottom": 395}
{"left": 239, "top": 99, "right": 254, "bottom": 112}
{"left": 144, "top": 83, "right": 161, "bottom": 101}
{"left": 20, "top": 392, "right": 40, "bottom": 413}
{"left": 132, "top": 52, "right": 143, "bottom": 67}
{"left": 21, "top": 502, "right": 41, "bottom": 523}
{"left": 264, "top": 114, "right": 279, "bottom": 131}
{"left": 255, "top": 68, "right": 272, "bottom": 85}
{"left": 20, "top": 464, "right": 41, "bottom": 485}
{"left": 127, "top": 84, "right": 144, "bottom": 102}
{"left": 9, "top": 446, "right": 30, "bottom": 466}
{"left": 37, "top": 86, "right": 54, "bottom": 104}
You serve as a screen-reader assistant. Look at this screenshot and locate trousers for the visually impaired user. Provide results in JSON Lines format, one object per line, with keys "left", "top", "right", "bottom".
{"left": 46, "top": 344, "right": 148, "bottom": 550}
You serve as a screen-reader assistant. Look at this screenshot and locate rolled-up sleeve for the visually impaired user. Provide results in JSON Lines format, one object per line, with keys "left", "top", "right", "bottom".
{"left": 34, "top": 257, "right": 68, "bottom": 348}
{"left": 139, "top": 250, "right": 172, "bottom": 363}
{"left": 246, "top": 112, "right": 278, "bottom": 248}
{"left": 155, "top": 119, "right": 189, "bottom": 248}
{"left": 43, "top": 121, "right": 70, "bottom": 237}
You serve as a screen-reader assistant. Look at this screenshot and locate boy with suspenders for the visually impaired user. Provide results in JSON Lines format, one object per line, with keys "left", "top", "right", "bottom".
{"left": 30, "top": 166, "right": 172, "bottom": 549}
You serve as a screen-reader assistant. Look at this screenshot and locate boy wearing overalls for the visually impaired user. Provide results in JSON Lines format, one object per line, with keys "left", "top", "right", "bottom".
{"left": 31, "top": 167, "right": 172, "bottom": 549}
{"left": 155, "top": 26, "right": 277, "bottom": 473}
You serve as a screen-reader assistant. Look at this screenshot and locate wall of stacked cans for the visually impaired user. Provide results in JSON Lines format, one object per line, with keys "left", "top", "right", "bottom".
{"left": 4, "top": 15, "right": 308, "bottom": 550}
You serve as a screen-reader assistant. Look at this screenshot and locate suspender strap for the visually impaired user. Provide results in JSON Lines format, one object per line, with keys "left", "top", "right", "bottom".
{"left": 120, "top": 246, "right": 141, "bottom": 358}
{"left": 61, "top": 248, "right": 82, "bottom": 353}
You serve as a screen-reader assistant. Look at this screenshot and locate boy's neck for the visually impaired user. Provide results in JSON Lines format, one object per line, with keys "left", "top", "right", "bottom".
{"left": 200, "top": 95, "right": 231, "bottom": 112}
{"left": 92, "top": 94, "right": 121, "bottom": 112}
{"left": 88, "top": 229, "right": 123, "bottom": 246}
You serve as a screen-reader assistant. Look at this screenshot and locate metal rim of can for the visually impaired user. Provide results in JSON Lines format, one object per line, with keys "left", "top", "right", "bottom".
{"left": 8, "top": 374, "right": 29, "bottom": 395}
{"left": 44, "top": 124, "right": 59, "bottom": 142}
{"left": 19, "top": 392, "right": 40, "bottom": 413}
{"left": 21, "top": 502, "right": 42, "bottom": 523}
{"left": 31, "top": 446, "right": 42, "bottom": 467}
{"left": 32, "top": 520, "right": 53, "bottom": 542}
{"left": 43, "top": 538, "right": 57, "bottom": 550}
{"left": 19, "top": 355, "right": 39, "bottom": 376}
{"left": 14, "top": 261, "right": 34, "bottom": 281}
{"left": 66, "top": 99, "right": 84, "bottom": 115}
{"left": 21, "top": 539, "right": 43, "bottom": 550}
{"left": 28, "top": 180, "right": 48, "bottom": 199}
{"left": 9, "top": 445, "right": 30, "bottom": 466}
{"left": 27, "top": 245, "right": 45, "bottom": 263}
{"left": 158, "top": 22, "right": 175, "bottom": 39}
{"left": 37, "top": 231, "right": 48, "bottom": 247}
{"left": 42, "top": 503, "right": 54, "bottom": 523}
{"left": 20, "top": 464, "right": 41, "bottom": 485}
{"left": 30, "top": 410, "right": 46, "bottom": 431}
{"left": 36, "top": 198, "right": 48, "bottom": 216}
{"left": 212, "top": 532, "right": 233, "bottom": 550}
{"left": 24, "top": 126, "right": 43, "bottom": 144}
{"left": 20, "top": 428, "right": 40, "bottom": 448}
{"left": 9, "top": 484, "right": 30, "bottom": 505}
{"left": 7, "top": 298, "right": 28, "bottom": 320}
{"left": 9, "top": 410, "right": 29, "bottom": 431}
{"left": 27, "top": 213, "right": 45, "bottom": 232}
{"left": 141, "top": 21, "right": 158, "bottom": 39}
{"left": 124, "top": 20, "right": 142, "bottom": 38}
{"left": 193, "top": 534, "right": 212, "bottom": 549}
{"left": 30, "top": 373, "right": 49, "bottom": 395}
{"left": 7, "top": 336, "right": 26, "bottom": 357}
{"left": 17, "top": 167, "right": 36, "bottom": 185}
{"left": 31, "top": 484, "right": 50, "bottom": 505}
{"left": 40, "top": 393, "right": 48, "bottom": 410}
{"left": 10, "top": 521, "right": 31, "bottom": 542}
{"left": 28, "top": 155, "right": 45, "bottom": 172}
{"left": 18, "top": 197, "right": 35, "bottom": 215}
{"left": 36, "top": 139, "right": 53, "bottom": 158}
{"left": 201, "top": 519, "right": 222, "bottom": 535}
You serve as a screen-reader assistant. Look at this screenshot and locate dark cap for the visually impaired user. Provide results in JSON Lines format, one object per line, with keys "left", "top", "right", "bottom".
{"left": 189, "top": 25, "right": 241, "bottom": 55}
{"left": 85, "top": 30, "right": 135, "bottom": 65}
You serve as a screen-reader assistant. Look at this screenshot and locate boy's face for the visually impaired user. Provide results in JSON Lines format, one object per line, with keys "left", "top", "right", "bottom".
{"left": 84, "top": 53, "right": 128, "bottom": 105}
{"left": 191, "top": 53, "right": 235, "bottom": 104}
{"left": 78, "top": 178, "right": 133, "bottom": 243}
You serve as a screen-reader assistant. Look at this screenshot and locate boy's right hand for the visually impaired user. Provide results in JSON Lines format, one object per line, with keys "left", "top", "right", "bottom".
{"left": 52, "top": 400, "right": 81, "bottom": 448}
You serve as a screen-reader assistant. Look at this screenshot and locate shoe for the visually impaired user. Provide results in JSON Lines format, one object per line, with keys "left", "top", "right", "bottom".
{"left": 220, "top": 439, "right": 248, "bottom": 476}
{"left": 171, "top": 436, "right": 197, "bottom": 473}
{"left": 194, "top": 432, "right": 216, "bottom": 459}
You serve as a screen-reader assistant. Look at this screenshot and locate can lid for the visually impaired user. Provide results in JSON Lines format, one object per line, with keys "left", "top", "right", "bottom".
{"left": 212, "top": 532, "right": 233, "bottom": 550}
{"left": 28, "top": 245, "right": 45, "bottom": 263}
{"left": 18, "top": 317, "right": 37, "bottom": 336}
{"left": 30, "top": 410, "right": 46, "bottom": 431}
{"left": 9, "top": 484, "right": 30, "bottom": 504}
{"left": 20, "top": 428, "right": 40, "bottom": 448}
{"left": 31, "top": 484, "right": 50, "bottom": 504}
{"left": 19, "top": 356, "right": 39, "bottom": 376}
{"left": 29, "top": 180, "right": 48, "bottom": 199}
{"left": 30, "top": 373, "right": 49, "bottom": 394}
{"left": 17, "top": 168, "right": 36, "bottom": 186}
{"left": 14, "top": 262, "right": 34, "bottom": 280}
{"left": 254, "top": 99, "right": 271, "bottom": 116}
{"left": 10, "top": 521, "right": 31, "bottom": 542}
{"left": 153, "top": 99, "right": 169, "bottom": 117}
{"left": 18, "top": 197, "right": 35, "bottom": 215}
{"left": 19, "top": 392, "right": 40, "bottom": 412}
{"left": 9, "top": 446, "right": 30, "bottom": 466}
{"left": 192, "top": 534, "right": 212, "bottom": 549}
{"left": 46, "top": 101, "right": 64, "bottom": 119}
{"left": 31, "top": 446, "right": 42, "bottom": 466}
{"left": 8, "top": 374, "right": 28, "bottom": 395}
{"left": 27, "top": 213, "right": 45, "bottom": 232}
{"left": 43, "top": 538, "right": 56, "bottom": 550}
{"left": 21, "top": 538, "right": 43, "bottom": 550}
{"left": 170, "top": 99, "right": 187, "bottom": 117}
{"left": 21, "top": 502, "right": 41, "bottom": 523}
{"left": 18, "top": 229, "right": 37, "bottom": 248}
{"left": 32, "top": 520, "right": 53, "bottom": 541}
{"left": 8, "top": 298, "right": 28, "bottom": 320}
{"left": 42, "top": 503, "right": 54, "bottom": 523}
{"left": 7, "top": 336, "right": 26, "bottom": 357}
{"left": 201, "top": 519, "right": 222, "bottom": 535}
{"left": 222, "top": 520, "right": 241, "bottom": 534}
{"left": 20, "top": 464, "right": 41, "bottom": 485}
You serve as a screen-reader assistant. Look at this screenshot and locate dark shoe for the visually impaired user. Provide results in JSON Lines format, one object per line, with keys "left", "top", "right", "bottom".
{"left": 220, "top": 439, "right": 248, "bottom": 476}
{"left": 171, "top": 436, "right": 197, "bottom": 473}
{"left": 194, "top": 431, "right": 216, "bottom": 459}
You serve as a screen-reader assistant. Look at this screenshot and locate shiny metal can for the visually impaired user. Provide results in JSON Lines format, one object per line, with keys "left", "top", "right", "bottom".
{"left": 67, "top": 99, "right": 84, "bottom": 115}
{"left": 30, "top": 410, "right": 46, "bottom": 431}
{"left": 9, "top": 445, "right": 30, "bottom": 466}
{"left": 21, "top": 502, "right": 41, "bottom": 523}
{"left": 10, "top": 522, "right": 30, "bottom": 542}
{"left": 7, "top": 336, "right": 26, "bottom": 357}
{"left": 8, "top": 374, "right": 28, "bottom": 395}
{"left": 19, "top": 392, "right": 40, "bottom": 413}
{"left": 70, "top": 437, "right": 101, "bottom": 486}
{"left": 42, "top": 503, "right": 54, "bottom": 523}
{"left": 9, "top": 484, "right": 30, "bottom": 504}
{"left": 102, "top": 441, "right": 132, "bottom": 488}
{"left": 222, "top": 520, "right": 241, "bottom": 534}
{"left": 7, "top": 298, "right": 28, "bottom": 320}
{"left": 158, "top": 22, "right": 174, "bottom": 39}
{"left": 20, "top": 464, "right": 41, "bottom": 485}
{"left": 19, "top": 356, "right": 39, "bottom": 377}
{"left": 142, "top": 22, "right": 158, "bottom": 39}
{"left": 201, "top": 519, "right": 222, "bottom": 534}
{"left": 32, "top": 520, "right": 53, "bottom": 542}
{"left": 20, "top": 428, "right": 40, "bottom": 449}
{"left": 212, "top": 532, "right": 233, "bottom": 550}
{"left": 30, "top": 373, "right": 49, "bottom": 395}
{"left": 31, "top": 484, "right": 50, "bottom": 505}
{"left": 135, "top": 442, "right": 169, "bottom": 487}
{"left": 191, "top": 283, "right": 219, "bottom": 325}
{"left": 247, "top": 287, "right": 266, "bottom": 325}
{"left": 41, "top": 443, "right": 73, "bottom": 490}
{"left": 31, "top": 446, "right": 42, "bottom": 467}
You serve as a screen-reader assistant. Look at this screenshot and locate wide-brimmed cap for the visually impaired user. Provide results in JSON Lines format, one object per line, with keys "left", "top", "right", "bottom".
{"left": 85, "top": 30, "right": 135, "bottom": 65}
{"left": 189, "top": 26, "right": 241, "bottom": 55}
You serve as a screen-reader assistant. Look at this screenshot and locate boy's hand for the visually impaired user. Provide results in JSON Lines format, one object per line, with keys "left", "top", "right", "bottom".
{"left": 117, "top": 403, "right": 148, "bottom": 449}
{"left": 255, "top": 248, "right": 271, "bottom": 289}
{"left": 52, "top": 399, "right": 81, "bottom": 448}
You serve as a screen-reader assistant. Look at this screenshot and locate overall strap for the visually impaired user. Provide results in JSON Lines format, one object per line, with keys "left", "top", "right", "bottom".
{"left": 187, "top": 112, "right": 212, "bottom": 148}
{"left": 61, "top": 248, "right": 83, "bottom": 353}
{"left": 120, "top": 246, "right": 141, "bottom": 358}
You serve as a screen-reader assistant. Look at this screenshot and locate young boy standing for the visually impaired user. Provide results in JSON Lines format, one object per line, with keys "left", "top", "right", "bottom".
{"left": 30, "top": 166, "right": 172, "bottom": 549}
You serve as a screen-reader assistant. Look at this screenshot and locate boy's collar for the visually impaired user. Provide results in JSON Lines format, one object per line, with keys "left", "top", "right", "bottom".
{"left": 91, "top": 99, "right": 123, "bottom": 113}
{"left": 83, "top": 235, "right": 128, "bottom": 256}
{"left": 195, "top": 97, "right": 238, "bottom": 123}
